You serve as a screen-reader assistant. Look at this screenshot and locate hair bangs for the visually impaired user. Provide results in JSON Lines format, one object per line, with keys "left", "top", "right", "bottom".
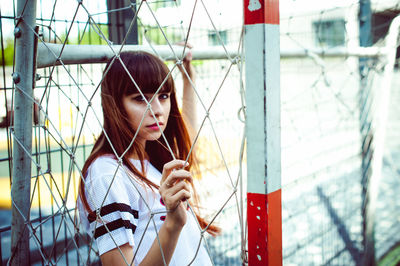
{"left": 121, "top": 52, "right": 175, "bottom": 96}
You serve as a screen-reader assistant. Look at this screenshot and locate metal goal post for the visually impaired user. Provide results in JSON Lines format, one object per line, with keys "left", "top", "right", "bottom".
{"left": 244, "top": 0, "right": 282, "bottom": 265}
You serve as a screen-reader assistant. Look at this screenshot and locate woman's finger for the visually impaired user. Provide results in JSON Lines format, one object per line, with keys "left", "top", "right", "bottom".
{"left": 166, "top": 190, "right": 191, "bottom": 211}
{"left": 161, "top": 179, "right": 191, "bottom": 198}
{"left": 160, "top": 181, "right": 191, "bottom": 208}
{"left": 162, "top": 160, "right": 188, "bottom": 176}
{"left": 161, "top": 173, "right": 191, "bottom": 191}
{"left": 166, "top": 169, "right": 192, "bottom": 185}
{"left": 167, "top": 180, "right": 191, "bottom": 195}
{"left": 183, "top": 50, "right": 192, "bottom": 62}
{"left": 161, "top": 160, "right": 190, "bottom": 186}
{"left": 175, "top": 41, "right": 193, "bottom": 49}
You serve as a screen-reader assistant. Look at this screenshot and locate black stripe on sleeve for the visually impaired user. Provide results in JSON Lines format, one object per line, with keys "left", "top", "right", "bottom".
{"left": 88, "top": 203, "right": 139, "bottom": 223}
{"left": 94, "top": 218, "right": 137, "bottom": 239}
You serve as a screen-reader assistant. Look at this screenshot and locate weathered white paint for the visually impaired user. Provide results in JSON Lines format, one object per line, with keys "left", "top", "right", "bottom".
{"left": 245, "top": 23, "right": 266, "bottom": 195}
{"left": 248, "top": 0, "right": 262, "bottom": 12}
{"left": 265, "top": 24, "right": 281, "bottom": 194}
{"left": 245, "top": 23, "right": 281, "bottom": 195}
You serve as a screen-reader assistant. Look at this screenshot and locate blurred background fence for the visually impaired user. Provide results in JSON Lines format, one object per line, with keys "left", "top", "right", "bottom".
{"left": 1, "top": 0, "right": 400, "bottom": 265}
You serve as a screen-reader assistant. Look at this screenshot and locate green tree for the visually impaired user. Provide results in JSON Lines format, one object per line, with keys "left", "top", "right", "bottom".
{"left": 0, "top": 38, "right": 14, "bottom": 66}
{"left": 76, "top": 24, "right": 109, "bottom": 45}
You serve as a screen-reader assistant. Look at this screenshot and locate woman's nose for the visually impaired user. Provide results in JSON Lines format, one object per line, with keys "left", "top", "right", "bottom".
{"left": 150, "top": 98, "right": 163, "bottom": 116}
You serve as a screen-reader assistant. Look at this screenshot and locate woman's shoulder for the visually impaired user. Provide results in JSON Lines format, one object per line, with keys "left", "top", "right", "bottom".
{"left": 86, "top": 155, "right": 125, "bottom": 182}
{"left": 89, "top": 154, "right": 118, "bottom": 168}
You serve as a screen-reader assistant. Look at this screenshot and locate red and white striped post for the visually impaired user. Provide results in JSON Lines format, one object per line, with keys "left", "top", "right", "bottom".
{"left": 244, "top": 0, "right": 282, "bottom": 265}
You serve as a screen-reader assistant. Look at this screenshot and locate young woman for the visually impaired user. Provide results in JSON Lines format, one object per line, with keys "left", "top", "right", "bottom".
{"left": 78, "top": 50, "right": 219, "bottom": 265}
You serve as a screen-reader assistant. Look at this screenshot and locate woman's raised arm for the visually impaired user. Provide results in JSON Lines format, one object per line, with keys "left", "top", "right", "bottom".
{"left": 179, "top": 45, "right": 198, "bottom": 135}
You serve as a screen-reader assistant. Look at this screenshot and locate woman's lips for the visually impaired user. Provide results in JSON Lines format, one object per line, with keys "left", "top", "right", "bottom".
{"left": 146, "top": 123, "right": 163, "bottom": 130}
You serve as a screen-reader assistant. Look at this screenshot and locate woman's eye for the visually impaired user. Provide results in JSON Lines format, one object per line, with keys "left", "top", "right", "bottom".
{"left": 159, "top": 93, "right": 170, "bottom": 100}
{"left": 132, "top": 95, "right": 145, "bottom": 102}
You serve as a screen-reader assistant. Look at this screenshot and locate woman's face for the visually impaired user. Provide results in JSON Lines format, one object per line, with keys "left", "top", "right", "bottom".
{"left": 122, "top": 91, "right": 171, "bottom": 145}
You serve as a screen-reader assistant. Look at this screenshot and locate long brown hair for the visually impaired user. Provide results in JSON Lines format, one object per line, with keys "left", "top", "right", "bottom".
{"left": 79, "top": 51, "right": 220, "bottom": 236}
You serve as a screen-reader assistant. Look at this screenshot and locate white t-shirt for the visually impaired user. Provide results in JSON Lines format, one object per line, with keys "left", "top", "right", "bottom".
{"left": 78, "top": 155, "right": 212, "bottom": 266}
